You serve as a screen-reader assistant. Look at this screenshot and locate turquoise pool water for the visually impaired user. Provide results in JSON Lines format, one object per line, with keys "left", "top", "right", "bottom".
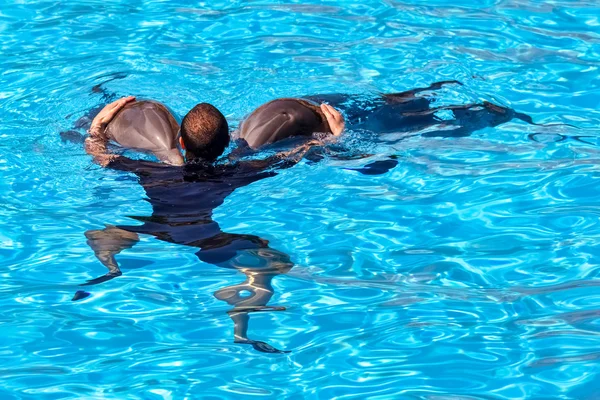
{"left": 2, "top": 0, "right": 600, "bottom": 398}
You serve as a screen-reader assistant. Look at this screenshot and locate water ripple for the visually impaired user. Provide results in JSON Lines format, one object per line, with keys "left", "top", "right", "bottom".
{"left": 2, "top": 0, "right": 600, "bottom": 398}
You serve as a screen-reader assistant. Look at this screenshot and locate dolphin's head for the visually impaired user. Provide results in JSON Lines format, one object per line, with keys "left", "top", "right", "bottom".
{"left": 239, "top": 99, "right": 328, "bottom": 149}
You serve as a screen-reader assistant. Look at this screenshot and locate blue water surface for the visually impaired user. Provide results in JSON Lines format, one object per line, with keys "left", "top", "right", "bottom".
{"left": 1, "top": 0, "right": 600, "bottom": 398}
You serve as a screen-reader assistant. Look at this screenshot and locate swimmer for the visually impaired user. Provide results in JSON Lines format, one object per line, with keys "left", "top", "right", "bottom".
{"left": 83, "top": 96, "right": 307, "bottom": 274}
{"left": 80, "top": 98, "right": 315, "bottom": 353}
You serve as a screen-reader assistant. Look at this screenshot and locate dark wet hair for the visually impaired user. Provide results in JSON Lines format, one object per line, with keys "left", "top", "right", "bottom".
{"left": 181, "top": 103, "right": 229, "bottom": 161}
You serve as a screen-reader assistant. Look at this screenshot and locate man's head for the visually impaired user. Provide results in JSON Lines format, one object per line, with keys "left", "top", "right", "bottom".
{"left": 179, "top": 103, "right": 230, "bottom": 162}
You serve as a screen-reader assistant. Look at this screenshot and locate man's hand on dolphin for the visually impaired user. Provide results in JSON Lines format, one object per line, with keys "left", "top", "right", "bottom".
{"left": 85, "top": 96, "right": 136, "bottom": 167}
{"left": 89, "top": 96, "right": 136, "bottom": 136}
{"left": 320, "top": 103, "right": 345, "bottom": 136}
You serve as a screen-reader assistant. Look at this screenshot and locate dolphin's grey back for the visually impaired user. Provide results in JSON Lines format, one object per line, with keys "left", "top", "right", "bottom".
{"left": 238, "top": 98, "right": 329, "bottom": 149}
{"left": 106, "top": 100, "right": 184, "bottom": 165}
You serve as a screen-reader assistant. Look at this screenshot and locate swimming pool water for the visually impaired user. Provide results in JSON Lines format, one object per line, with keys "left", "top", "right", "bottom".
{"left": 1, "top": 0, "right": 600, "bottom": 398}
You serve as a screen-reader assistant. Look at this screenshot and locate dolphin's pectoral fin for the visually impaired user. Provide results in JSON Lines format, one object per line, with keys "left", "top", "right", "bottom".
{"left": 80, "top": 270, "right": 122, "bottom": 286}
{"left": 72, "top": 290, "right": 91, "bottom": 301}
{"left": 344, "top": 157, "right": 399, "bottom": 175}
{"left": 384, "top": 80, "right": 463, "bottom": 103}
{"left": 235, "top": 339, "right": 291, "bottom": 354}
